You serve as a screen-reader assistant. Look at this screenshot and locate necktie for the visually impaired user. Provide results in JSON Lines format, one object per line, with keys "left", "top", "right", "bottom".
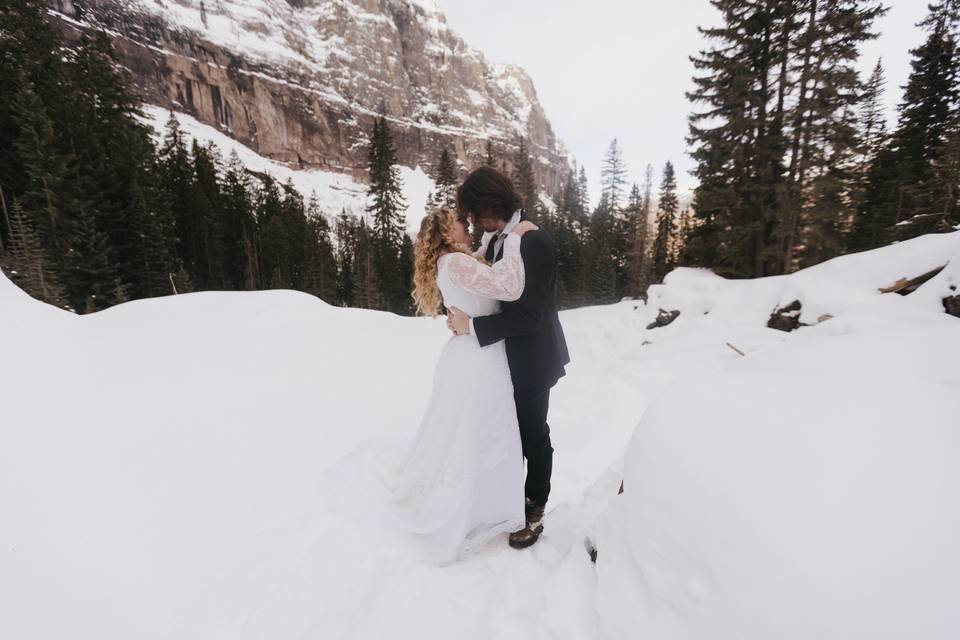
{"left": 492, "top": 231, "right": 505, "bottom": 262}
{"left": 486, "top": 231, "right": 500, "bottom": 263}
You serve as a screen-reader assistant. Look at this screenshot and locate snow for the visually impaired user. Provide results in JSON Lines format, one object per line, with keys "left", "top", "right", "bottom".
{"left": 490, "top": 64, "right": 535, "bottom": 136}
{"left": 88, "top": 0, "right": 542, "bottom": 143}
{"left": 140, "top": 106, "right": 435, "bottom": 234}
{"left": 2, "top": 232, "right": 959, "bottom": 638}
{"left": 593, "top": 233, "right": 960, "bottom": 639}
{"left": 595, "top": 329, "right": 960, "bottom": 639}
{"left": 648, "top": 231, "right": 960, "bottom": 327}
{"left": 540, "top": 191, "right": 558, "bottom": 213}
{"left": 129, "top": 0, "right": 343, "bottom": 72}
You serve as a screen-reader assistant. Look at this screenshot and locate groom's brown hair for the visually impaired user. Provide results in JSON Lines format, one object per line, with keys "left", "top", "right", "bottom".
{"left": 456, "top": 166, "right": 523, "bottom": 221}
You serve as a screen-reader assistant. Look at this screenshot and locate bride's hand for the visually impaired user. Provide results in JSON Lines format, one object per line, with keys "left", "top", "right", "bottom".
{"left": 513, "top": 221, "right": 539, "bottom": 237}
{"left": 448, "top": 307, "right": 471, "bottom": 336}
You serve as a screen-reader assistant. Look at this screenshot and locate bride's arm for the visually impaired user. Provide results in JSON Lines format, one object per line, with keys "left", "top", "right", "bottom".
{"left": 444, "top": 233, "right": 525, "bottom": 302}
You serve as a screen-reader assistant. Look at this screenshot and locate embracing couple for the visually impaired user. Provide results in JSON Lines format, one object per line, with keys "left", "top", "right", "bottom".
{"left": 387, "top": 166, "right": 570, "bottom": 564}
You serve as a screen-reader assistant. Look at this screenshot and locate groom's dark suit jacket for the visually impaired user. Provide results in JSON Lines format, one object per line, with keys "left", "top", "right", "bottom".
{"left": 474, "top": 212, "right": 570, "bottom": 391}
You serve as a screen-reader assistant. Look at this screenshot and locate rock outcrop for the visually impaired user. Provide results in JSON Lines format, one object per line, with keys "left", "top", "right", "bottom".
{"left": 767, "top": 299, "right": 803, "bottom": 332}
{"left": 944, "top": 286, "right": 960, "bottom": 318}
{"left": 646, "top": 309, "right": 680, "bottom": 330}
{"left": 48, "top": 0, "right": 569, "bottom": 190}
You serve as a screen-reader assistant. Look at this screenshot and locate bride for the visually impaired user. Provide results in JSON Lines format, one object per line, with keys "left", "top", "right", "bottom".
{"left": 386, "top": 206, "right": 537, "bottom": 564}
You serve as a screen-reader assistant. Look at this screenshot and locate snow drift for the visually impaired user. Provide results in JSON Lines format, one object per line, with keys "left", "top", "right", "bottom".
{"left": 1, "top": 231, "right": 959, "bottom": 639}
{"left": 594, "top": 232, "right": 960, "bottom": 639}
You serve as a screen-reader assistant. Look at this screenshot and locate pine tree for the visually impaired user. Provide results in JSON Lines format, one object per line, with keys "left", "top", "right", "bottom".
{"left": 674, "top": 207, "right": 691, "bottom": 266}
{"left": 65, "top": 199, "right": 117, "bottom": 311}
{"left": 352, "top": 219, "right": 382, "bottom": 310}
{"left": 255, "top": 175, "right": 286, "bottom": 288}
{"left": 686, "top": 0, "right": 885, "bottom": 276}
{"left": 512, "top": 137, "right": 539, "bottom": 213}
{"left": 67, "top": 32, "right": 162, "bottom": 299}
{"left": 931, "top": 105, "right": 960, "bottom": 226}
{"left": 221, "top": 152, "right": 259, "bottom": 290}
{"left": 600, "top": 139, "right": 631, "bottom": 292}
{"left": 625, "top": 180, "right": 652, "bottom": 298}
{"left": 623, "top": 182, "right": 642, "bottom": 297}
{"left": 639, "top": 164, "right": 655, "bottom": 288}
{"left": 335, "top": 212, "right": 357, "bottom": 307}
{"left": 569, "top": 164, "right": 594, "bottom": 305}
{"left": 276, "top": 180, "right": 309, "bottom": 290}
{"left": 0, "top": 0, "right": 68, "bottom": 221}
{"left": 553, "top": 170, "right": 584, "bottom": 308}
{"left": 5, "top": 198, "right": 65, "bottom": 305}
{"left": 432, "top": 148, "right": 458, "bottom": 209}
{"left": 852, "top": 3, "right": 960, "bottom": 247}
{"left": 890, "top": 4, "right": 959, "bottom": 225}
{"left": 847, "top": 58, "right": 889, "bottom": 250}
{"left": 10, "top": 73, "right": 71, "bottom": 259}
{"left": 780, "top": 0, "right": 887, "bottom": 271}
{"left": 191, "top": 141, "right": 227, "bottom": 289}
{"left": 652, "top": 162, "right": 678, "bottom": 283}
{"left": 399, "top": 233, "right": 415, "bottom": 314}
{"left": 600, "top": 138, "right": 628, "bottom": 211}
{"left": 366, "top": 114, "right": 407, "bottom": 312}
{"left": 1, "top": 4, "right": 183, "bottom": 309}
{"left": 921, "top": 0, "right": 960, "bottom": 32}
{"left": 158, "top": 114, "right": 194, "bottom": 260}
{"left": 302, "top": 194, "right": 338, "bottom": 303}
{"left": 128, "top": 176, "right": 179, "bottom": 298}
{"left": 686, "top": 0, "right": 785, "bottom": 277}
{"left": 590, "top": 235, "right": 617, "bottom": 304}
{"left": 588, "top": 192, "right": 618, "bottom": 303}
{"left": 859, "top": 59, "right": 889, "bottom": 170}
{"left": 0, "top": 188, "right": 10, "bottom": 256}
{"left": 577, "top": 165, "right": 590, "bottom": 217}
{"left": 484, "top": 139, "right": 497, "bottom": 167}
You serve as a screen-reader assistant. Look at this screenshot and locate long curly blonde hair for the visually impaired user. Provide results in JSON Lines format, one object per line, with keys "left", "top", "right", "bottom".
{"left": 412, "top": 207, "right": 473, "bottom": 316}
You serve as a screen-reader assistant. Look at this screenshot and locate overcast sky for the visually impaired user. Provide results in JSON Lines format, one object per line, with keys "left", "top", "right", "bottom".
{"left": 439, "top": 0, "right": 931, "bottom": 205}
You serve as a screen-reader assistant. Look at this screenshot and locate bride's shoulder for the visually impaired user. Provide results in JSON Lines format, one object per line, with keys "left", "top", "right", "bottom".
{"left": 438, "top": 251, "right": 472, "bottom": 267}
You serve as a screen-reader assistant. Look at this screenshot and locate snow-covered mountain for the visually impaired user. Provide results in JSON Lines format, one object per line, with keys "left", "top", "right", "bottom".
{"left": 2, "top": 231, "right": 959, "bottom": 638}
{"left": 48, "top": 0, "right": 570, "bottom": 194}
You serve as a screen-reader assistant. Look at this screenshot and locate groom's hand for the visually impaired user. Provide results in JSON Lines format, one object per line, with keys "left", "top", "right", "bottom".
{"left": 448, "top": 307, "right": 471, "bottom": 336}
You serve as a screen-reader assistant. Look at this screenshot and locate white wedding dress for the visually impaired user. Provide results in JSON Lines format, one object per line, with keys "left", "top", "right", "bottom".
{"left": 386, "top": 234, "right": 527, "bottom": 564}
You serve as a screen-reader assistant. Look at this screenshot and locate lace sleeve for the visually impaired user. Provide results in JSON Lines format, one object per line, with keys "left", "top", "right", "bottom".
{"left": 444, "top": 234, "right": 525, "bottom": 302}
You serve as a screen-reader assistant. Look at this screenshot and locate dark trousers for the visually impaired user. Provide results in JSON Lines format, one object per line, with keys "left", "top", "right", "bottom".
{"left": 514, "top": 386, "right": 553, "bottom": 507}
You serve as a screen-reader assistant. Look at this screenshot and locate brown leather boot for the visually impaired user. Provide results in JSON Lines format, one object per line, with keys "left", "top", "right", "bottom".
{"left": 509, "top": 500, "right": 545, "bottom": 549}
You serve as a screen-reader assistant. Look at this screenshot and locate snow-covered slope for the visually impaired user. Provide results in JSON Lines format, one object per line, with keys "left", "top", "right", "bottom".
{"left": 1, "top": 233, "right": 958, "bottom": 639}
{"left": 647, "top": 230, "right": 960, "bottom": 327}
{"left": 141, "top": 105, "right": 435, "bottom": 233}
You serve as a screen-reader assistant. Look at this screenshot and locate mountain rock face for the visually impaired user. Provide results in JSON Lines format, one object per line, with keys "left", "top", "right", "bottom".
{"left": 49, "top": 0, "right": 569, "bottom": 193}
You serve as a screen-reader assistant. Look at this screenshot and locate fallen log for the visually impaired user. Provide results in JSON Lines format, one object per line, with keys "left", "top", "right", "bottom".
{"left": 878, "top": 265, "right": 946, "bottom": 295}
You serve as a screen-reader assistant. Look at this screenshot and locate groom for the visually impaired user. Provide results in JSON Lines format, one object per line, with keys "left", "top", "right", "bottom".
{"left": 448, "top": 166, "right": 570, "bottom": 550}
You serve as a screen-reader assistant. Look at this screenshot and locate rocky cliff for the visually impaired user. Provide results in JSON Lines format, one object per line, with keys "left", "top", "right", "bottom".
{"left": 48, "top": 0, "right": 570, "bottom": 194}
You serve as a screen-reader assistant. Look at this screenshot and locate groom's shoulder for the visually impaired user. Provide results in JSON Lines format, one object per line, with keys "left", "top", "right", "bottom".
{"left": 520, "top": 226, "right": 555, "bottom": 255}
{"left": 527, "top": 219, "right": 553, "bottom": 242}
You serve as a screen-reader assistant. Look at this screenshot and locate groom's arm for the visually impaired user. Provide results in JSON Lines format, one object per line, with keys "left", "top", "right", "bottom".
{"left": 471, "top": 232, "right": 554, "bottom": 347}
